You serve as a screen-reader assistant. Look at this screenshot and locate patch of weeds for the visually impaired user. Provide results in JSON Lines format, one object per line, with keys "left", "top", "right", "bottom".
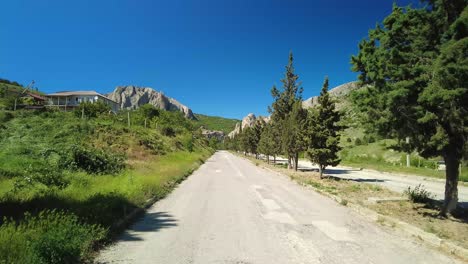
{"left": 0, "top": 210, "right": 106, "bottom": 264}
{"left": 348, "top": 184, "right": 361, "bottom": 192}
{"left": 404, "top": 184, "right": 434, "bottom": 203}
{"left": 340, "top": 199, "right": 348, "bottom": 206}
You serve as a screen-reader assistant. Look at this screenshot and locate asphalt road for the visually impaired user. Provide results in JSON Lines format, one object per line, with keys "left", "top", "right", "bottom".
{"left": 97, "top": 151, "right": 460, "bottom": 264}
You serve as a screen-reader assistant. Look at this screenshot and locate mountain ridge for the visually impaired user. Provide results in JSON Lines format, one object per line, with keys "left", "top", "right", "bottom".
{"left": 107, "top": 85, "right": 196, "bottom": 119}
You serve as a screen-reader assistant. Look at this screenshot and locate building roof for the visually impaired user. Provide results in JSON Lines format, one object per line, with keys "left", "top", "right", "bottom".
{"left": 26, "top": 92, "right": 47, "bottom": 101}
{"left": 46, "top": 91, "right": 101, "bottom": 96}
{"left": 46, "top": 90, "right": 118, "bottom": 104}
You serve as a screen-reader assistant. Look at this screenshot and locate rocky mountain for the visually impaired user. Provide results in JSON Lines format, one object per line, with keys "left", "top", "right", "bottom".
{"left": 302, "top": 81, "right": 359, "bottom": 109}
{"left": 228, "top": 82, "right": 360, "bottom": 137}
{"left": 107, "top": 85, "right": 196, "bottom": 119}
{"left": 228, "top": 113, "right": 270, "bottom": 138}
{"left": 201, "top": 127, "right": 225, "bottom": 141}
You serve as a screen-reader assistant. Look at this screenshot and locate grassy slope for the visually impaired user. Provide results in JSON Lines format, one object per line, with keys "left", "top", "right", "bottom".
{"left": 193, "top": 113, "right": 239, "bottom": 134}
{"left": 0, "top": 110, "right": 213, "bottom": 263}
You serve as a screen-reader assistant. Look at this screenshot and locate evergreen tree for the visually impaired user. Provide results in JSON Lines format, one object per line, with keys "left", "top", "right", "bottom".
{"left": 306, "top": 77, "right": 342, "bottom": 178}
{"left": 269, "top": 52, "right": 304, "bottom": 168}
{"left": 351, "top": 1, "right": 467, "bottom": 215}
{"left": 282, "top": 101, "right": 307, "bottom": 170}
{"left": 258, "top": 123, "right": 276, "bottom": 163}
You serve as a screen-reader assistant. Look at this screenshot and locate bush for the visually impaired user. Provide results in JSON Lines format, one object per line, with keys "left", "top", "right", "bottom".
{"left": 138, "top": 136, "right": 166, "bottom": 155}
{"left": 355, "top": 138, "right": 362, "bottom": 146}
{"left": 13, "top": 166, "right": 70, "bottom": 191}
{"left": 346, "top": 137, "right": 352, "bottom": 143}
{"left": 160, "top": 126, "right": 176, "bottom": 137}
{"left": 0, "top": 111, "right": 13, "bottom": 123}
{"left": 404, "top": 184, "right": 434, "bottom": 203}
{"left": 66, "top": 146, "right": 125, "bottom": 174}
{"left": 0, "top": 210, "right": 106, "bottom": 264}
{"left": 368, "top": 135, "right": 376, "bottom": 143}
{"left": 74, "top": 101, "right": 111, "bottom": 118}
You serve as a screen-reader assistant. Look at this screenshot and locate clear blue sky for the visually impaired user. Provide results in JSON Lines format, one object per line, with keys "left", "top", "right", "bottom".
{"left": 1, "top": 0, "right": 418, "bottom": 119}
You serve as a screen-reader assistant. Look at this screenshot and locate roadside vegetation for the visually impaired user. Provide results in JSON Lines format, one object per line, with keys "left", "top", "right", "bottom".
{"left": 225, "top": 1, "right": 467, "bottom": 216}
{"left": 0, "top": 88, "right": 214, "bottom": 263}
{"left": 193, "top": 113, "right": 240, "bottom": 134}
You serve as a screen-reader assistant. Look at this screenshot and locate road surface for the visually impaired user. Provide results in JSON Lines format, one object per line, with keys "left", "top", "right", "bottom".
{"left": 97, "top": 151, "right": 460, "bottom": 264}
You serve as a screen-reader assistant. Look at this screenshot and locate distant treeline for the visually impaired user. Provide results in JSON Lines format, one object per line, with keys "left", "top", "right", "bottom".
{"left": 0, "top": 78, "right": 23, "bottom": 87}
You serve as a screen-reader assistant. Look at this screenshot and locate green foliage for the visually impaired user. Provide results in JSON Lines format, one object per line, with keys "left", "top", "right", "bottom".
{"left": 0, "top": 210, "right": 106, "bottom": 264}
{"left": 305, "top": 77, "right": 343, "bottom": 176}
{"left": 0, "top": 111, "right": 13, "bottom": 123}
{"left": 0, "top": 105, "right": 215, "bottom": 261}
{"left": 74, "top": 101, "right": 111, "bottom": 118}
{"left": 258, "top": 123, "right": 278, "bottom": 160}
{"left": 268, "top": 52, "right": 305, "bottom": 168}
{"left": 351, "top": 1, "right": 467, "bottom": 214}
{"left": 282, "top": 101, "right": 307, "bottom": 168}
{"left": 193, "top": 114, "right": 240, "bottom": 134}
{"left": 404, "top": 184, "right": 434, "bottom": 204}
{"left": 66, "top": 145, "right": 126, "bottom": 175}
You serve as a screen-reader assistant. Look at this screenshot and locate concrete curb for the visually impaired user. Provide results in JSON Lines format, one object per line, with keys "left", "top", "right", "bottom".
{"left": 241, "top": 157, "right": 468, "bottom": 262}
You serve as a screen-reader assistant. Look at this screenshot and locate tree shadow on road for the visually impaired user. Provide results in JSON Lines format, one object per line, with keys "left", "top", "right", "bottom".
{"left": 117, "top": 211, "right": 178, "bottom": 242}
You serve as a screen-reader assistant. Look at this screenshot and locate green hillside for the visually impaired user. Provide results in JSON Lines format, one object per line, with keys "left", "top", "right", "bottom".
{"left": 193, "top": 113, "right": 240, "bottom": 134}
{"left": 0, "top": 104, "right": 214, "bottom": 263}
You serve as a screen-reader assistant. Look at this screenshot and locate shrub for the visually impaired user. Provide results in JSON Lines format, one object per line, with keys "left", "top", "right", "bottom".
{"left": 368, "top": 135, "right": 376, "bottom": 143}
{"left": 355, "top": 138, "right": 362, "bottom": 146}
{"left": 66, "top": 146, "right": 125, "bottom": 174}
{"left": 0, "top": 111, "right": 13, "bottom": 123}
{"left": 346, "top": 137, "right": 352, "bottom": 143}
{"left": 13, "top": 166, "right": 70, "bottom": 191}
{"left": 139, "top": 104, "right": 160, "bottom": 119}
{"left": 138, "top": 136, "right": 166, "bottom": 155}
{"left": 74, "top": 101, "right": 111, "bottom": 118}
{"left": 404, "top": 184, "right": 434, "bottom": 203}
{"left": 0, "top": 210, "right": 106, "bottom": 264}
{"left": 160, "top": 126, "right": 176, "bottom": 137}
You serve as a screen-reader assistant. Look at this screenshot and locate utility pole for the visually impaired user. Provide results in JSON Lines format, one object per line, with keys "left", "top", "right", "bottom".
{"left": 406, "top": 137, "right": 410, "bottom": 167}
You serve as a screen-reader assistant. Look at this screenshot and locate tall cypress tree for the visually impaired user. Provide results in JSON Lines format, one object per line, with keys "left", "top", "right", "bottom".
{"left": 306, "top": 77, "right": 342, "bottom": 178}
{"left": 269, "top": 52, "right": 304, "bottom": 168}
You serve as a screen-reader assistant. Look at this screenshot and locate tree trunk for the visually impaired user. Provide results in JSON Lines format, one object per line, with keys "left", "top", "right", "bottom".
{"left": 319, "top": 165, "right": 324, "bottom": 179}
{"left": 441, "top": 152, "right": 460, "bottom": 216}
{"left": 255, "top": 153, "right": 258, "bottom": 159}
{"left": 266, "top": 155, "right": 270, "bottom": 164}
{"left": 288, "top": 156, "right": 293, "bottom": 169}
{"left": 274, "top": 155, "right": 276, "bottom": 164}
{"left": 294, "top": 153, "right": 299, "bottom": 171}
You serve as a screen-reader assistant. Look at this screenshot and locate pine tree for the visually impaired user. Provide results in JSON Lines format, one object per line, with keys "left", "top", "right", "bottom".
{"left": 351, "top": 2, "right": 467, "bottom": 215}
{"left": 306, "top": 77, "right": 342, "bottom": 178}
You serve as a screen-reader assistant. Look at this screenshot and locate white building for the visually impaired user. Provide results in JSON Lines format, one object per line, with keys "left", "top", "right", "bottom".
{"left": 46, "top": 91, "right": 119, "bottom": 112}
